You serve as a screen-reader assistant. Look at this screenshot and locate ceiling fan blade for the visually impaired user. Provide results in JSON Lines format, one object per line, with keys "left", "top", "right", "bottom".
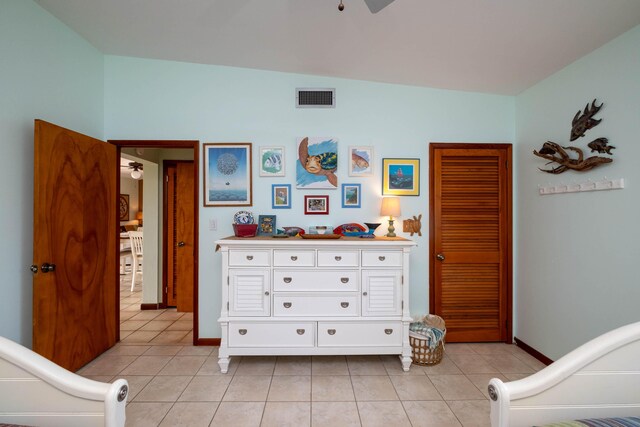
{"left": 363, "top": 0, "right": 395, "bottom": 13}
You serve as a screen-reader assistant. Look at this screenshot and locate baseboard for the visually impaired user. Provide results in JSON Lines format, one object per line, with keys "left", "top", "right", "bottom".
{"left": 196, "top": 338, "right": 221, "bottom": 346}
{"left": 140, "top": 303, "right": 161, "bottom": 310}
{"left": 514, "top": 337, "right": 554, "bottom": 366}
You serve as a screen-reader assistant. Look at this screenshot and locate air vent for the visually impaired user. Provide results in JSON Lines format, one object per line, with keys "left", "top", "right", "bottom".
{"left": 296, "top": 88, "right": 335, "bottom": 108}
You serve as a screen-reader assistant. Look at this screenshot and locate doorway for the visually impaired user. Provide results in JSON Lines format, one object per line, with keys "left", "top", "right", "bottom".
{"left": 429, "top": 143, "right": 512, "bottom": 343}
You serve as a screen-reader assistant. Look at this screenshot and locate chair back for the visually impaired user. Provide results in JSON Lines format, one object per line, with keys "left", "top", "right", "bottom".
{"left": 128, "top": 231, "right": 143, "bottom": 257}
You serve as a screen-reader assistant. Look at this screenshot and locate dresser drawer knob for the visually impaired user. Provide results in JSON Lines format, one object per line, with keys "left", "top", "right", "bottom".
{"left": 363, "top": 292, "right": 368, "bottom": 296}
{"left": 283, "top": 277, "right": 292, "bottom": 283}
{"left": 264, "top": 291, "right": 270, "bottom": 296}
{"left": 335, "top": 256, "right": 342, "bottom": 261}
{"left": 297, "top": 329, "right": 305, "bottom": 335}
{"left": 340, "top": 302, "right": 349, "bottom": 308}
{"left": 378, "top": 256, "right": 386, "bottom": 261}
{"left": 283, "top": 302, "right": 292, "bottom": 308}
{"left": 384, "top": 329, "right": 393, "bottom": 335}
{"left": 239, "top": 329, "right": 247, "bottom": 335}
{"left": 246, "top": 255, "right": 253, "bottom": 260}
{"left": 327, "top": 329, "right": 336, "bottom": 335}
{"left": 291, "top": 256, "right": 298, "bottom": 261}
{"left": 340, "top": 277, "right": 349, "bottom": 283}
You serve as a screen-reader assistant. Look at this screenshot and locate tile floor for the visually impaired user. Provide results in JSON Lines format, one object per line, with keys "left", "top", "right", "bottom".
{"left": 76, "top": 273, "right": 546, "bottom": 427}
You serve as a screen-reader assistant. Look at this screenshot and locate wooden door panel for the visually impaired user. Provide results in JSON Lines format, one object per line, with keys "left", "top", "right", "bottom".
{"left": 33, "top": 120, "right": 117, "bottom": 371}
{"left": 176, "top": 162, "right": 194, "bottom": 312}
{"left": 166, "top": 165, "right": 177, "bottom": 307}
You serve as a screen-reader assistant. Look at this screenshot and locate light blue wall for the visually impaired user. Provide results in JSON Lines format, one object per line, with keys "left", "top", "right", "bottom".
{"left": 515, "top": 25, "right": 640, "bottom": 360}
{"left": 104, "top": 56, "right": 515, "bottom": 338}
{"left": 0, "top": 0, "right": 104, "bottom": 346}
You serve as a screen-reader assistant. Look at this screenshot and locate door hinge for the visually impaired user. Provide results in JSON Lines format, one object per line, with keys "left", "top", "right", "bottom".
{"left": 227, "top": 276, "right": 229, "bottom": 285}
{"left": 505, "top": 160, "right": 509, "bottom": 169}
{"left": 402, "top": 301, "right": 404, "bottom": 309}
{"left": 227, "top": 302, "right": 229, "bottom": 310}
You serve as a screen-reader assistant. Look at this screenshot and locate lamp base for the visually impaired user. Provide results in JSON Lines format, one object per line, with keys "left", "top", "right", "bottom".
{"left": 386, "top": 218, "right": 396, "bottom": 238}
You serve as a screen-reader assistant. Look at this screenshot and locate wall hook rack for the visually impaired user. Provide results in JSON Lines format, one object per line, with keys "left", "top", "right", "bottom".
{"left": 538, "top": 177, "right": 625, "bottom": 195}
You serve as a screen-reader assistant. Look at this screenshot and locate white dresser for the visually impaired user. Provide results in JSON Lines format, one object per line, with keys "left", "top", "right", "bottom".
{"left": 215, "top": 236, "right": 416, "bottom": 373}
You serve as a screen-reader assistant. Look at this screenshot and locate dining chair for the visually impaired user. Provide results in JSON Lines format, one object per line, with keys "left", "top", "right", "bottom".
{"left": 128, "top": 231, "right": 144, "bottom": 291}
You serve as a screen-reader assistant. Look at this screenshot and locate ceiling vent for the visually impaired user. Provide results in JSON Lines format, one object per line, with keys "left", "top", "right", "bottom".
{"left": 296, "top": 88, "right": 335, "bottom": 108}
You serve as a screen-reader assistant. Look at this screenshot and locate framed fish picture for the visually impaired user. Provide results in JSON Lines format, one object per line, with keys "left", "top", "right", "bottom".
{"left": 349, "top": 146, "right": 374, "bottom": 177}
{"left": 259, "top": 146, "right": 285, "bottom": 177}
{"left": 382, "top": 158, "right": 420, "bottom": 196}
{"left": 296, "top": 137, "right": 338, "bottom": 189}
{"left": 203, "top": 143, "right": 253, "bottom": 207}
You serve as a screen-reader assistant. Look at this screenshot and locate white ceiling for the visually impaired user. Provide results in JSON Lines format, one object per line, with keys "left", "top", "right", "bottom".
{"left": 37, "top": 0, "right": 640, "bottom": 95}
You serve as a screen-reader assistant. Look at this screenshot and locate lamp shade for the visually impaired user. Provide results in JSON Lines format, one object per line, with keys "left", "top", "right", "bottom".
{"left": 130, "top": 169, "right": 142, "bottom": 180}
{"left": 135, "top": 211, "right": 143, "bottom": 221}
{"left": 380, "top": 197, "right": 401, "bottom": 217}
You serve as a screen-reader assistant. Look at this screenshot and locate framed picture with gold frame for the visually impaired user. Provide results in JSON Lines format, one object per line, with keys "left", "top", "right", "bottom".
{"left": 382, "top": 158, "right": 420, "bottom": 196}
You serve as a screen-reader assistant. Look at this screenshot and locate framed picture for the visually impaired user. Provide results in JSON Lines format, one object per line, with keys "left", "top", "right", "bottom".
{"left": 203, "top": 143, "right": 252, "bottom": 207}
{"left": 304, "top": 195, "right": 329, "bottom": 215}
{"left": 296, "top": 137, "right": 338, "bottom": 189}
{"left": 258, "top": 215, "right": 276, "bottom": 236}
{"left": 349, "top": 146, "right": 374, "bottom": 177}
{"left": 271, "top": 184, "right": 291, "bottom": 209}
{"left": 341, "top": 183, "right": 361, "bottom": 208}
{"left": 119, "top": 194, "right": 129, "bottom": 221}
{"left": 259, "top": 146, "right": 285, "bottom": 177}
{"left": 382, "top": 158, "right": 420, "bottom": 196}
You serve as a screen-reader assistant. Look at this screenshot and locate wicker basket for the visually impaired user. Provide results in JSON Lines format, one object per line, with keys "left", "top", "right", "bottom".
{"left": 409, "top": 314, "right": 446, "bottom": 366}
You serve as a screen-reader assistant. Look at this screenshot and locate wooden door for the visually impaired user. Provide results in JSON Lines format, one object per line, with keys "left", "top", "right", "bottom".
{"left": 429, "top": 143, "right": 512, "bottom": 343}
{"left": 33, "top": 120, "right": 117, "bottom": 371}
{"left": 165, "top": 161, "right": 194, "bottom": 312}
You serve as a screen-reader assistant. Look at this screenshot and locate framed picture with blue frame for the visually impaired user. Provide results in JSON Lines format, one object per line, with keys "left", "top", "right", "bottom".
{"left": 382, "top": 158, "right": 420, "bottom": 196}
{"left": 271, "top": 184, "right": 291, "bottom": 209}
{"left": 341, "top": 183, "right": 361, "bottom": 208}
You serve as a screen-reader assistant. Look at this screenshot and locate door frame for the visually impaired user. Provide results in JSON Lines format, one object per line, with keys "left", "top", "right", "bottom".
{"left": 110, "top": 140, "right": 202, "bottom": 345}
{"left": 428, "top": 142, "right": 513, "bottom": 342}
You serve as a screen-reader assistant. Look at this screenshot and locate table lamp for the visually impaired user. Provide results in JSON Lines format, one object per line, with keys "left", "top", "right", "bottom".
{"left": 135, "top": 211, "right": 143, "bottom": 227}
{"left": 380, "top": 197, "right": 401, "bottom": 237}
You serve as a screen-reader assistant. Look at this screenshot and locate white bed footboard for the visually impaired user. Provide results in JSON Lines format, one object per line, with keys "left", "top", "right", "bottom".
{"left": 0, "top": 336, "right": 128, "bottom": 427}
{"left": 489, "top": 321, "right": 640, "bottom": 427}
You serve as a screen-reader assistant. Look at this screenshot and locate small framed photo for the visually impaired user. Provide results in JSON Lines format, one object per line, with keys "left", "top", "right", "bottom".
{"left": 382, "top": 158, "right": 420, "bottom": 196}
{"left": 349, "top": 146, "right": 374, "bottom": 177}
{"left": 119, "top": 194, "right": 129, "bottom": 221}
{"left": 304, "top": 195, "right": 329, "bottom": 215}
{"left": 259, "top": 146, "right": 285, "bottom": 177}
{"left": 203, "top": 143, "right": 252, "bottom": 207}
{"left": 271, "top": 184, "right": 291, "bottom": 209}
{"left": 341, "top": 183, "right": 361, "bottom": 208}
{"left": 258, "top": 215, "right": 276, "bottom": 236}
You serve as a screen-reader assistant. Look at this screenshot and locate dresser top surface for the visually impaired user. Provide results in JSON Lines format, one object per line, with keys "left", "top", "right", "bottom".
{"left": 215, "top": 235, "right": 416, "bottom": 249}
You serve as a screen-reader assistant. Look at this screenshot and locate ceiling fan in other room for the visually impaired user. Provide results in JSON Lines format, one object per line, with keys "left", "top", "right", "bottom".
{"left": 127, "top": 162, "right": 143, "bottom": 180}
{"left": 338, "top": 0, "right": 396, "bottom": 13}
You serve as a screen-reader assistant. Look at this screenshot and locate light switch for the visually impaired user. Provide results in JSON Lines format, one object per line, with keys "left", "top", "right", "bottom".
{"left": 209, "top": 219, "right": 217, "bottom": 231}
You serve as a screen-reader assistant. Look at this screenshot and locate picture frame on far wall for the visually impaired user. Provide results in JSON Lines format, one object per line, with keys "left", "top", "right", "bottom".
{"left": 341, "top": 183, "right": 361, "bottom": 208}
{"left": 119, "top": 194, "right": 129, "bottom": 221}
{"left": 203, "top": 143, "right": 252, "bottom": 207}
{"left": 382, "top": 158, "right": 420, "bottom": 196}
{"left": 258, "top": 215, "right": 276, "bottom": 236}
{"left": 304, "top": 195, "right": 329, "bottom": 215}
{"left": 349, "top": 146, "right": 374, "bottom": 177}
{"left": 259, "top": 146, "right": 285, "bottom": 177}
{"left": 271, "top": 184, "right": 291, "bottom": 209}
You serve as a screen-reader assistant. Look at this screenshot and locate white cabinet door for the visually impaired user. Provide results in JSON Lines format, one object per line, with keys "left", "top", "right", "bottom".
{"left": 229, "top": 269, "right": 271, "bottom": 316}
{"left": 361, "top": 270, "right": 402, "bottom": 316}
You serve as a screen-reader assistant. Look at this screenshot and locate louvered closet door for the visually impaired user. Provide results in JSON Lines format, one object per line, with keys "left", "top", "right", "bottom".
{"left": 430, "top": 144, "right": 512, "bottom": 342}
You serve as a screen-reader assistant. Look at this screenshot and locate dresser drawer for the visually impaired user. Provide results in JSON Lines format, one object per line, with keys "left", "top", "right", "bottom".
{"left": 317, "top": 250, "right": 359, "bottom": 267}
{"left": 273, "top": 250, "right": 315, "bottom": 267}
{"left": 317, "top": 321, "right": 403, "bottom": 347}
{"left": 273, "top": 270, "right": 358, "bottom": 292}
{"left": 273, "top": 294, "right": 359, "bottom": 316}
{"left": 229, "top": 250, "right": 270, "bottom": 267}
{"left": 227, "top": 321, "right": 315, "bottom": 347}
{"left": 362, "top": 250, "right": 402, "bottom": 267}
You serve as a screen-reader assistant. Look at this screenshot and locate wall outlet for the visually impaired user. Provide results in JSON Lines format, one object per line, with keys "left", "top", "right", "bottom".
{"left": 209, "top": 219, "right": 217, "bottom": 231}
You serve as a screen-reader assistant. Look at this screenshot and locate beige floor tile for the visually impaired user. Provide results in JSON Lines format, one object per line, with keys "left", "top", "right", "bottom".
{"left": 121, "top": 296, "right": 141, "bottom": 304}
{"left": 382, "top": 357, "right": 426, "bottom": 375}
{"left": 178, "top": 375, "right": 232, "bottom": 402}
{"left": 121, "top": 303, "right": 142, "bottom": 312}
{"left": 121, "top": 330, "right": 161, "bottom": 344}
{"left": 267, "top": 375, "right": 311, "bottom": 401}
{"left": 504, "top": 373, "right": 530, "bottom": 381}
{"left": 311, "top": 401, "right": 360, "bottom": 427}
{"left": 180, "top": 331, "right": 194, "bottom": 344}
{"left": 130, "top": 311, "right": 164, "bottom": 321}
{"left": 120, "top": 375, "right": 153, "bottom": 400}
{"left": 120, "top": 330, "right": 134, "bottom": 339}
{"left": 261, "top": 401, "right": 310, "bottom": 427}
{"left": 120, "top": 311, "right": 137, "bottom": 321}
{"left": 274, "top": 356, "right": 311, "bottom": 375}
{"left": 429, "top": 375, "right": 486, "bottom": 400}
{"left": 151, "top": 330, "right": 190, "bottom": 344}
{"left": 483, "top": 354, "right": 534, "bottom": 374}
{"left": 512, "top": 352, "right": 548, "bottom": 371}
{"left": 235, "top": 356, "right": 276, "bottom": 375}
{"left": 178, "top": 346, "right": 214, "bottom": 356}
{"left": 447, "top": 400, "right": 491, "bottom": 427}
{"left": 124, "top": 402, "right": 172, "bottom": 427}
{"left": 134, "top": 375, "right": 193, "bottom": 402}
{"left": 139, "top": 320, "right": 175, "bottom": 331}
{"left": 402, "top": 400, "right": 462, "bottom": 427}
{"left": 468, "top": 343, "right": 516, "bottom": 355}
{"left": 209, "top": 402, "right": 265, "bottom": 427}
{"left": 181, "top": 312, "right": 194, "bottom": 320}
{"left": 390, "top": 375, "right": 441, "bottom": 400}
{"left": 351, "top": 375, "right": 399, "bottom": 401}
{"left": 311, "top": 375, "right": 355, "bottom": 402}
{"left": 420, "top": 356, "right": 463, "bottom": 375}
{"left": 158, "top": 356, "right": 207, "bottom": 375}
{"left": 167, "top": 320, "right": 193, "bottom": 331}
{"left": 106, "top": 345, "right": 150, "bottom": 356}
{"left": 443, "top": 344, "right": 476, "bottom": 354}
{"left": 222, "top": 375, "right": 271, "bottom": 401}
{"left": 347, "top": 355, "right": 387, "bottom": 375}
{"left": 121, "top": 320, "right": 150, "bottom": 331}
{"left": 448, "top": 354, "right": 500, "bottom": 374}
{"left": 82, "top": 375, "right": 114, "bottom": 382}
{"left": 312, "top": 356, "right": 349, "bottom": 375}
{"left": 197, "top": 355, "right": 238, "bottom": 375}
{"left": 78, "top": 355, "right": 137, "bottom": 376}
{"left": 120, "top": 355, "right": 173, "bottom": 375}
{"left": 159, "top": 401, "right": 218, "bottom": 427}
{"left": 357, "top": 401, "right": 411, "bottom": 427}
{"left": 144, "top": 345, "right": 183, "bottom": 356}
{"left": 154, "top": 311, "right": 186, "bottom": 321}
{"left": 465, "top": 373, "right": 507, "bottom": 399}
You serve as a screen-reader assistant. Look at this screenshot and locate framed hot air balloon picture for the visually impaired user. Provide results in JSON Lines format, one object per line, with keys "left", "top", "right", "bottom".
{"left": 204, "top": 143, "right": 253, "bottom": 207}
{"left": 382, "top": 158, "right": 420, "bottom": 196}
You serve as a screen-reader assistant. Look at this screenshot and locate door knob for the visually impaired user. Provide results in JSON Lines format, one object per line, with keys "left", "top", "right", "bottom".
{"left": 436, "top": 253, "right": 445, "bottom": 261}
{"left": 29, "top": 265, "right": 38, "bottom": 273}
{"left": 41, "top": 263, "right": 56, "bottom": 273}
{"left": 177, "top": 241, "right": 186, "bottom": 247}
